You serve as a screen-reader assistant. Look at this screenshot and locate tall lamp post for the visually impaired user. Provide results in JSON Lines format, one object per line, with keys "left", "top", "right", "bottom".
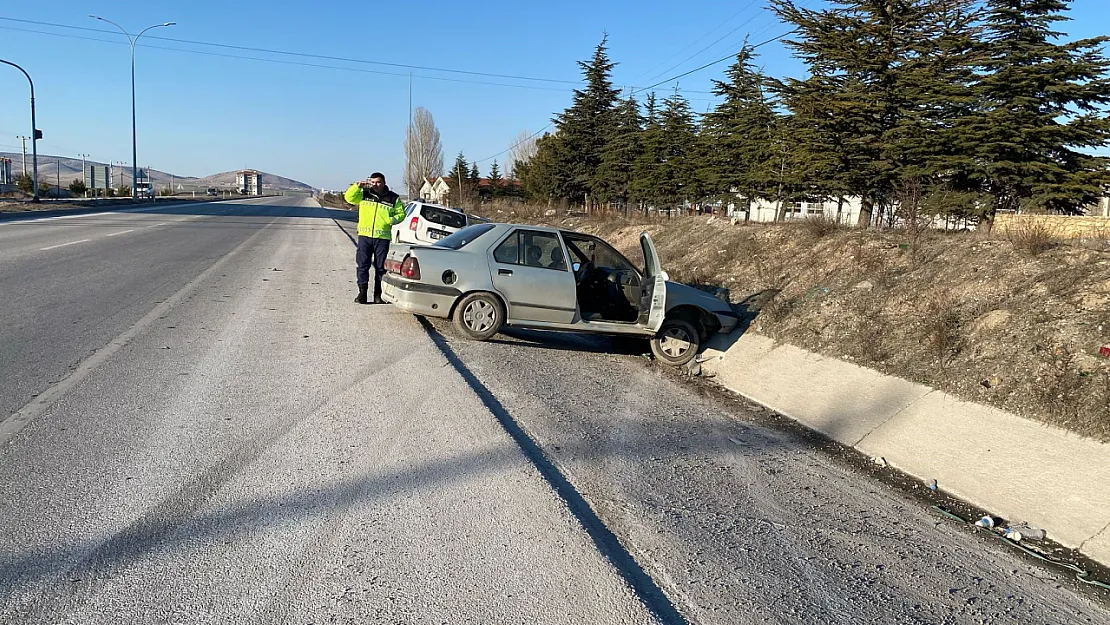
{"left": 90, "top": 16, "right": 175, "bottom": 202}
{"left": 1, "top": 59, "right": 40, "bottom": 202}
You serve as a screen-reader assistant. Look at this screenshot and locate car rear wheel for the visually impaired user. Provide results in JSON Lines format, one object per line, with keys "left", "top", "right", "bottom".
{"left": 650, "top": 317, "right": 700, "bottom": 366}
{"left": 453, "top": 292, "right": 504, "bottom": 341}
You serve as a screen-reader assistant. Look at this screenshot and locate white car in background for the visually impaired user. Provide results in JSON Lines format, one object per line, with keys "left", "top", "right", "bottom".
{"left": 392, "top": 201, "right": 469, "bottom": 245}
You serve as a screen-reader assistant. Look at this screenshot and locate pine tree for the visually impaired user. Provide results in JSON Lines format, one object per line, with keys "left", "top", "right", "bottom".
{"left": 701, "top": 45, "right": 779, "bottom": 217}
{"left": 519, "top": 132, "right": 562, "bottom": 202}
{"left": 592, "top": 95, "right": 644, "bottom": 209}
{"left": 658, "top": 90, "right": 700, "bottom": 211}
{"left": 15, "top": 173, "right": 34, "bottom": 194}
{"left": 631, "top": 93, "right": 667, "bottom": 210}
{"left": 971, "top": 0, "right": 1110, "bottom": 227}
{"left": 451, "top": 151, "right": 470, "bottom": 204}
{"left": 552, "top": 35, "right": 622, "bottom": 206}
{"left": 465, "top": 162, "right": 480, "bottom": 201}
{"left": 487, "top": 160, "right": 503, "bottom": 198}
{"left": 771, "top": 0, "right": 970, "bottom": 226}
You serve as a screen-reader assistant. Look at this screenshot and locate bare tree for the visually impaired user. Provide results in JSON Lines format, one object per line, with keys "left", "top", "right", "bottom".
{"left": 507, "top": 130, "right": 538, "bottom": 178}
{"left": 404, "top": 107, "right": 444, "bottom": 197}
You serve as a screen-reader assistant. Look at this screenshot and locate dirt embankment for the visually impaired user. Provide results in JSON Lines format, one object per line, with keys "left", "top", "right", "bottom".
{"left": 476, "top": 205, "right": 1110, "bottom": 442}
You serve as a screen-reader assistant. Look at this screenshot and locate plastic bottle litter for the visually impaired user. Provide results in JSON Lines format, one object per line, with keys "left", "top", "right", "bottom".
{"left": 1004, "top": 525, "right": 1046, "bottom": 542}
{"left": 974, "top": 516, "right": 995, "bottom": 529}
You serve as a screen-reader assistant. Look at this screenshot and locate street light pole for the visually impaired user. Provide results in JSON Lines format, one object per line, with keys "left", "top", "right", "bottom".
{"left": 90, "top": 16, "right": 175, "bottom": 202}
{"left": 2, "top": 59, "right": 40, "bottom": 202}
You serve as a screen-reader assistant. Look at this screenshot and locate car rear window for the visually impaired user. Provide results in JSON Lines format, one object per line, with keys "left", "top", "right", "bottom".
{"left": 434, "top": 224, "right": 495, "bottom": 250}
{"left": 421, "top": 206, "right": 467, "bottom": 229}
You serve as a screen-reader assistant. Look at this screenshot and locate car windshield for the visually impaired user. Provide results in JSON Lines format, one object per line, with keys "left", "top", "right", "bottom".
{"left": 421, "top": 206, "right": 467, "bottom": 229}
{"left": 434, "top": 224, "right": 495, "bottom": 250}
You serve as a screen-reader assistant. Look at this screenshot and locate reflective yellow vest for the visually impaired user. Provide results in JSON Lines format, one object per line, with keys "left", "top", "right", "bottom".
{"left": 345, "top": 184, "right": 405, "bottom": 239}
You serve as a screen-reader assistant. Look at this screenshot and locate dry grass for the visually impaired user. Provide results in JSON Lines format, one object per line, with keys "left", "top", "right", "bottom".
{"left": 922, "top": 293, "right": 964, "bottom": 366}
{"left": 317, "top": 193, "right": 347, "bottom": 209}
{"left": 1004, "top": 219, "right": 1059, "bottom": 256}
{"left": 797, "top": 214, "right": 844, "bottom": 239}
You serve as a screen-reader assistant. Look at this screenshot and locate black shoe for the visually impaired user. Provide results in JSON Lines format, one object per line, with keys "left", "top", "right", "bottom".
{"left": 373, "top": 296, "right": 386, "bottom": 305}
{"left": 355, "top": 285, "right": 369, "bottom": 304}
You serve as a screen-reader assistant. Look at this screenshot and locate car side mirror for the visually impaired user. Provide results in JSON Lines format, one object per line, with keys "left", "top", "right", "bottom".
{"left": 572, "top": 262, "right": 581, "bottom": 272}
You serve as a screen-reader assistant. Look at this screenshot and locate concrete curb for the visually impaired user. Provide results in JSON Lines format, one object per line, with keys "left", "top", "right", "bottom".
{"left": 701, "top": 332, "right": 1110, "bottom": 567}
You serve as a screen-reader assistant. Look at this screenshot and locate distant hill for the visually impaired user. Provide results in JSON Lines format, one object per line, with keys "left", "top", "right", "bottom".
{"left": 0, "top": 152, "right": 315, "bottom": 192}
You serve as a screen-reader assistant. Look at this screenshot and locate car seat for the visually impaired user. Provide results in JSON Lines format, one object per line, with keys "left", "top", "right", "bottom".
{"left": 525, "top": 244, "right": 543, "bottom": 267}
{"left": 548, "top": 247, "right": 566, "bottom": 270}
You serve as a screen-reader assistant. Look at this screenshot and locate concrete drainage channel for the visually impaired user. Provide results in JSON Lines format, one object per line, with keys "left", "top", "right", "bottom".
{"left": 695, "top": 331, "right": 1110, "bottom": 589}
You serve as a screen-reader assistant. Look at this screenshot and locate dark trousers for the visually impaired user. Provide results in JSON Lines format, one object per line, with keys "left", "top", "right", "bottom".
{"left": 356, "top": 236, "right": 390, "bottom": 298}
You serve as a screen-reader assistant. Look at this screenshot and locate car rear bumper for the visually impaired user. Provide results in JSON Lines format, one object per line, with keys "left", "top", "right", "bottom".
{"left": 381, "top": 274, "right": 458, "bottom": 318}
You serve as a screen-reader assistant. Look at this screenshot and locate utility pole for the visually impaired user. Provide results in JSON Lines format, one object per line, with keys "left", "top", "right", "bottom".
{"left": 79, "top": 153, "right": 89, "bottom": 197}
{"left": 16, "top": 136, "right": 29, "bottom": 176}
{"left": 56, "top": 158, "right": 61, "bottom": 197}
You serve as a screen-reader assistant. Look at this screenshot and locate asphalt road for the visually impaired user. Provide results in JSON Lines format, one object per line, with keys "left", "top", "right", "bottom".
{"left": 0, "top": 196, "right": 1106, "bottom": 623}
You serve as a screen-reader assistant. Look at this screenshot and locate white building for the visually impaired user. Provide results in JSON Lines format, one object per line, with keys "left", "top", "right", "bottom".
{"left": 728, "top": 196, "right": 864, "bottom": 225}
{"left": 419, "top": 176, "right": 451, "bottom": 204}
{"left": 236, "top": 170, "right": 263, "bottom": 195}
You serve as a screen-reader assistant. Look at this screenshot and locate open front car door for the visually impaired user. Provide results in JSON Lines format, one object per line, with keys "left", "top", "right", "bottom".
{"left": 637, "top": 232, "right": 667, "bottom": 333}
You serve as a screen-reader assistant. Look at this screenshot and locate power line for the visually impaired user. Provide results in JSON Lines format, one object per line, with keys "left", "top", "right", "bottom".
{"left": 633, "top": 31, "right": 789, "bottom": 95}
{"left": 637, "top": 0, "right": 767, "bottom": 85}
{"left": 0, "top": 16, "right": 582, "bottom": 86}
{"left": 629, "top": 0, "right": 765, "bottom": 83}
{"left": 0, "top": 25, "right": 579, "bottom": 93}
{"left": 635, "top": 0, "right": 813, "bottom": 90}
{"left": 473, "top": 124, "right": 552, "bottom": 165}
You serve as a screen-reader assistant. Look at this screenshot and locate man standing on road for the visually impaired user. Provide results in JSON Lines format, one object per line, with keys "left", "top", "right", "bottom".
{"left": 345, "top": 173, "right": 405, "bottom": 304}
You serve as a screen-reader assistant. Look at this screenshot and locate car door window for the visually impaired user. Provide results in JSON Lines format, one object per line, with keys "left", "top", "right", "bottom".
{"left": 564, "top": 235, "right": 635, "bottom": 273}
{"left": 493, "top": 233, "right": 520, "bottom": 264}
{"left": 494, "top": 230, "right": 566, "bottom": 271}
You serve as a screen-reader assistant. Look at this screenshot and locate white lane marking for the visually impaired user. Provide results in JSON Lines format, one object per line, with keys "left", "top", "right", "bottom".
{"left": 0, "top": 220, "right": 279, "bottom": 446}
{"left": 1, "top": 199, "right": 241, "bottom": 225}
{"left": 104, "top": 229, "right": 136, "bottom": 237}
{"left": 39, "top": 239, "right": 91, "bottom": 251}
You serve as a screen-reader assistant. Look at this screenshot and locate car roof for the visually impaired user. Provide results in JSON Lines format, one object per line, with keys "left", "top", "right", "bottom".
{"left": 476, "top": 222, "right": 582, "bottom": 236}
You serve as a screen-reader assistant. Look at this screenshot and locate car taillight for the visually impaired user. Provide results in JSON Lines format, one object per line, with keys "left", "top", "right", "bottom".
{"left": 385, "top": 259, "right": 400, "bottom": 274}
{"left": 409, "top": 216, "right": 419, "bottom": 231}
{"left": 401, "top": 256, "right": 420, "bottom": 280}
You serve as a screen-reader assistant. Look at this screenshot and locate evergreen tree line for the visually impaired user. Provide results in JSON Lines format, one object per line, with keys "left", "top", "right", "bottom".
{"left": 442, "top": 152, "right": 519, "bottom": 204}
{"left": 512, "top": 0, "right": 1110, "bottom": 229}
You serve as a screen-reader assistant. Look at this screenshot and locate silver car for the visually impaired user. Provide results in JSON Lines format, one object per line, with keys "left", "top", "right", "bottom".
{"left": 381, "top": 223, "right": 740, "bottom": 366}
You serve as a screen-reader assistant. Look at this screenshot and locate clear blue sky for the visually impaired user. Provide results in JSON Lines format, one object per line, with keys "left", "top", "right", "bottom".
{"left": 1, "top": 1, "right": 1106, "bottom": 192}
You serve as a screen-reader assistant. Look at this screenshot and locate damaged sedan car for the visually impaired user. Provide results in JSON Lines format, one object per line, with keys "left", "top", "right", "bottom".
{"left": 381, "top": 223, "right": 740, "bottom": 366}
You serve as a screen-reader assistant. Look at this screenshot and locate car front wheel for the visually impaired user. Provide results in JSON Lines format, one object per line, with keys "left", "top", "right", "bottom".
{"left": 453, "top": 292, "right": 504, "bottom": 341}
{"left": 650, "top": 317, "right": 700, "bottom": 366}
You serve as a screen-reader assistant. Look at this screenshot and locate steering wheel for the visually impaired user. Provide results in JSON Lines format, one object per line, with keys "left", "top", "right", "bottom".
{"left": 575, "top": 260, "right": 594, "bottom": 284}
